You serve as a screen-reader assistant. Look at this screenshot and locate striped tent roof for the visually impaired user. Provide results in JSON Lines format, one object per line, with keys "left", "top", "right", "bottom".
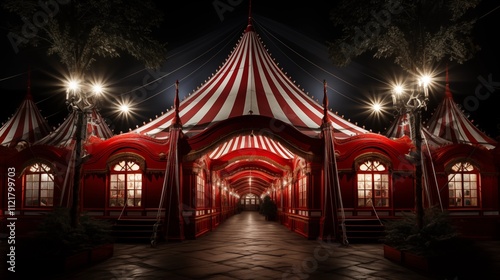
{"left": 385, "top": 113, "right": 452, "bottom": 148}
{"left": 426, "top": 71, "right": 497, "bottom": 150}
{"left": 133, "top": 16, "right": 367, "bottom": 140}
{"left": 35, "top": 108, "right": 113, "bottom": 148}
{"left": 0, "top": 87, "right": 51, "bottom": 147}
{"left": 208, "top": 134, "right": 294, "bottom": 160}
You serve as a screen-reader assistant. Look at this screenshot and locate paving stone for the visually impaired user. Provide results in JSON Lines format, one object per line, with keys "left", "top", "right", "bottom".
{"left": 10, "top": 211, "right": 496, "bottom": 280}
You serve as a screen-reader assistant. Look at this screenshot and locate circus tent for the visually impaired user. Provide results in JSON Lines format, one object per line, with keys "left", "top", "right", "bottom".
{"left": 385, "top": 113, "right": 452, "bottom": 149}
{"left": 132, "top": 16, "right": 368, "bottom": 140}
{"left": 426, "top": 70, "right": 497, "bottom": 150}
{"left": 0, "top": 80, "right": 52, "bottom": 147}
{"left": 35, "top": 108, "right": 114, "bottom": 148}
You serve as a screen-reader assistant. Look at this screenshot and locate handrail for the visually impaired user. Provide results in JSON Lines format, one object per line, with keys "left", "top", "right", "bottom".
{"left": 369, "top": 199, "right": 383, "bottom": 226}
{"left": 117, "top": 203, "right": 127, "bottom": 221}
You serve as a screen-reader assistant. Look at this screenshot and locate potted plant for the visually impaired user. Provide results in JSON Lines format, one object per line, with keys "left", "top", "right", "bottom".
{"left": 260, "top": 195, "right": 277, "bottom": 221}
{"left": 25, "top": 207, "right": 114, "bottom": 273}
{"left": 382, "top": 207, "right": 460, "bottom": 274}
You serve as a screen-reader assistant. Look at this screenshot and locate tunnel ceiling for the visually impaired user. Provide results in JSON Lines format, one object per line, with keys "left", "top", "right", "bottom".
{"left": 208, "top": 134, "right": 296, "bottom": 197}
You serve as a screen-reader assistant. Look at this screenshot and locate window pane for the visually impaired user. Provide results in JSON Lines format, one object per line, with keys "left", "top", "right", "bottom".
{"left": 109, "top": 160, "right": 142, "bottom": 207}
{"left": 24, "top": 163, "right": 54, "bottom": 207}
{"left": 448, "top": 162, "right": 479, "bottom": 208}
{"left": 357, "top": 160, "right": 390, "bottom": 208}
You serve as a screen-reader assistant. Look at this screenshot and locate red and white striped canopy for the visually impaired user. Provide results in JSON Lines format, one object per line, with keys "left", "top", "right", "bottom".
{"left": 385, "top": 113, "right": 451, "bottom": 148}
{"left": 35, "top": 108, "right": 113, "bottom": 148}
{"left": 426, "top": 73, "right": 497, "bottom": 150}
{"left": 133, "top": 18, "right": 367, "bottom": 139}
{"left": 208, "top": 134, "right": 294, "bottom": 160}
{"left": 0, "top": 91, "right": 51, "bottom": 147}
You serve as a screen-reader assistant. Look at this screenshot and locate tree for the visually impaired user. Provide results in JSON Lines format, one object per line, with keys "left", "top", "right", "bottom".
{"left": 327, "top": 0, "right": 481, "bottom": 229}
{"left": 3, "top": 0, "right": 166, "bottom": 77}
{"left": 2, "top": 0, "right": 167, "bottom": 227}
{"left": 328, "top": 0, "right": 481, "bottom": 73}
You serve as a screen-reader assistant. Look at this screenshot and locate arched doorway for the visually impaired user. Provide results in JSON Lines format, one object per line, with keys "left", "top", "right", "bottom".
{"left": 241, "top": 194, "right": 259, "bottom": 211}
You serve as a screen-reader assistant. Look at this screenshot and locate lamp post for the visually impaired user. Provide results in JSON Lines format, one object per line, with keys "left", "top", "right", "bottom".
{"left": 391, "top": 75, "right": 431, "bottom": 230}
{"left": 66, "top": 78, "right": 103, "bottom": 228}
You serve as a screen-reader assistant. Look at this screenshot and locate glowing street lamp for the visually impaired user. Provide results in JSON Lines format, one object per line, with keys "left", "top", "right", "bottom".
{"left": 391, "top": 73, "right": 433, "bottom": 229}
{"left": 65, "top": 77, "right": 104, "bottom": 227}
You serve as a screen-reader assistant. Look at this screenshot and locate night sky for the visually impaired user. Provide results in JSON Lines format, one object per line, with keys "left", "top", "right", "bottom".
{"left": 1, "top": 1, "right": 499, "bottom": 137}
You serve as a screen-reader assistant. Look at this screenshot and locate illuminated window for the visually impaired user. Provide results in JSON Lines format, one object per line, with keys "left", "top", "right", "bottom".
{"left": 196, "top": 173, "right": 205, "bottom": 207}
{"left": 357, "top": 160, "right": 389, "bottom": 207}
{"left": 245, "top": 194, "right": 257, "bottom": 205}
{"left": 287, "top": 182, "right": 292, "bottom": 208}
{"left": 298, "top": 175, "right": 307, "bottom": 208}
{"left": 448, "top": 162, "right": 479, "bottom": 207}
{"left": 24, "top": 163, "right": 54, "bottom": 207}
{"left": 109, "top": 160, "right": 142, "bottom": 207}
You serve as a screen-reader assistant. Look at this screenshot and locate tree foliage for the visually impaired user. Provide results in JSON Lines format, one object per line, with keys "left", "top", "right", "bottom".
{"left": 328, "top": 0, "right": 481, "bottom": 73}
{"left": 3, "top": 0, "right": 166, "bottom": 77}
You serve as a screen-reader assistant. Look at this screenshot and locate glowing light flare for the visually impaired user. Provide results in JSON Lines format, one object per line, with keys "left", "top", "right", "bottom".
{"left": 67, "top": 79, "right": 80, "bottom": 92}
{"left": 119, "top": 103, "right": 130, "bottom": 114}
{"left": 116, "top": 101, "right": 133, "bottom": 117}
{"left": 91, "top": 83, "right": 104, "bottom": 95}
{"left": 419, "top": 75, "right": 432, "bottom": 88}
{"left": 362, "top": 94, "right": 390, "bottom": 117}
{"left": 372, "top": 102, "right": 382, "bottom": 113}
{"left": 358, "top": 93, "right": 392, "bottom": 132}
{"left": 393, "top": 84, "right": 404, "bottom": 95}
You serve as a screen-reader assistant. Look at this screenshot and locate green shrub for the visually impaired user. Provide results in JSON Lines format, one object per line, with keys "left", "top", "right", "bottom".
{"left": 383, "top": 207, "right": 460, "bottom": 257}
{"left": 34, "top": 207, "right": 112, "bottom": 257}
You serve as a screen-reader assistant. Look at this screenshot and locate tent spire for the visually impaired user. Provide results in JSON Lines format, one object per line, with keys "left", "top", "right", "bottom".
{"left": 174, "top": 80, "right": 182, "bottom": 127}
{"left": 26, "top": 66, "right": 33, "bottom": 100}
{"left": 444, "top": 64, "right": 452, "bottom": 99}
{"left": 322, "top": 80, "right": 329, "bottom": 124}
{"left": 245, "top": 0, "right": 253, "bottom": 32}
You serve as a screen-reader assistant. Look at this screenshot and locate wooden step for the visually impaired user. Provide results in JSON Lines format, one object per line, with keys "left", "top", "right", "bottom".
{"left": 338, "top": 219, "right": 385, "bottom": 243}
{"left": 111, "top": 218, "right": 163, "bottom": 244}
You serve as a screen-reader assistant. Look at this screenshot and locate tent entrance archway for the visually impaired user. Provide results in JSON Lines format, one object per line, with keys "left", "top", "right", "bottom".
{"left": 207, "top": 133, "right": 296, "bottom": 206}
{"left": 241, "top": 194, "right": 260, "bottom": 211}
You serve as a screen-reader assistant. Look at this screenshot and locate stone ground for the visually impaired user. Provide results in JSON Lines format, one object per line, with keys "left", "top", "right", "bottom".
{"left": 2, "top": 211, "right": 499, "bottom": 279}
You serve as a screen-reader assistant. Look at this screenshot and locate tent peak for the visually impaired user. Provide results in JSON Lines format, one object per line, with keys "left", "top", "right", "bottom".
{"left": 25, "top": 67, "right": 33, "bottom": 100}
{"left": 245, "top": 0, "right": 254, "bottom": 32}
{"left": 444, "top": 64, "right": 452, "bottom": 99}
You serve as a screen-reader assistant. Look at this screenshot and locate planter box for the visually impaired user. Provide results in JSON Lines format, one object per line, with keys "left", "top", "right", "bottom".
{"left": 64, "top": 250, "right": 91, "bottom": 271}
{"left": 90, "top": 243, "right": 114, "bottom": 264}
{"left": 403, "top": 251, "right": 431, "bottom": 272}
{"left": 383, "top": 245, "right": 435, "bottom": 273}
{"left": 383, "top": 244, "right": 403, "bottom": 264}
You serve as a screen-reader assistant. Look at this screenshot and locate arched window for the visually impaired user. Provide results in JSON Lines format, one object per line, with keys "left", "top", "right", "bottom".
{"left": 244, "top": 194, "right": 258, "bottom": 205}
{"left": 196, "top": 173, "right": 205, "bottom": 207}
{"left": 357, "top": 160, "right": 389, "bottom": 207}
{"left": 24, "top": 163, "right": 54, "bottom": 207}
{"left": 298, "top": 171, "right": 307, "bottom": 208}
{"left": 448, "top": 162, "right": 479, "bottom": 207}
{"left": 109, "top": 160, "right": 142, "bottom": 207}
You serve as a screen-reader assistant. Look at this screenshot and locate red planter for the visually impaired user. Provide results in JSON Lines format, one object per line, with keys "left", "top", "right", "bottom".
{"left": 383, "top": 244, "right": 435, "bottom": 273}
{"left": 63, "top": 250, "right": 91, "bottom": 271}
{"left": 403, "top": 251, "right": 431, "bottom": 272}
{"left": 383, "top": 244, "right": 403, "bottom": 264}
{"left": 90, "top": 243, "right": 114, "bottom": 264}
{"left": 64, "top": 243, "right": 114, "bottom": 271}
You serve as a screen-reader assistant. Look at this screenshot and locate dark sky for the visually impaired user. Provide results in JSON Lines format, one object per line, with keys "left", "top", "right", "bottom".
{"left": 1, "top": 0, "right": 499, "bottom": 137}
